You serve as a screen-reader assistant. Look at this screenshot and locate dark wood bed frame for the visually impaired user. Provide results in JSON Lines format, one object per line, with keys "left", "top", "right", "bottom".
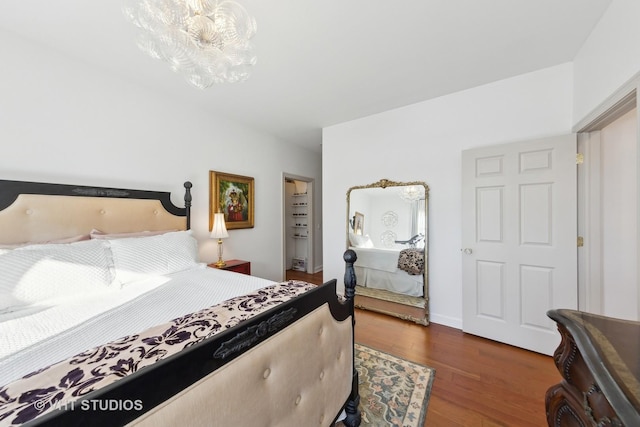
{"left": 0, "top": 180, "right": 361, "bottom": 427}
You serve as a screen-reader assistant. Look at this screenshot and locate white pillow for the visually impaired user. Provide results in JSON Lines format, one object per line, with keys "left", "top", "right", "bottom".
{"left": 108, "top": 230, "right": 199, "bottom": 285}
{"left": 0, "top": 234, "right": 90, "bottom": 249}
{"left": 89, "top": 229, "right": 176, "bottom": 240}
{"left": 0, "top": 294, "right": 24, "bottom": 314}
{"left": 359, "top": 235, "right": 375, "bottom": 248}
{"left": 349, "top": 233, "right": 375, "bottom": 248}
{"left": 0, "top": 239, "right": 116, "bottom": 312}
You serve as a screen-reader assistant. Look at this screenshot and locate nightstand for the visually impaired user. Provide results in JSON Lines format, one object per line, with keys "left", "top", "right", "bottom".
{"left": 208, "top": 259, "right": 251, "bottom": 275}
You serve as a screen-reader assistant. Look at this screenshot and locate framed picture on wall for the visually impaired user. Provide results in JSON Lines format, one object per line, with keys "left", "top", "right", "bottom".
{"left": 209, "top": 171, "right": 255, "bottom": 230}
{"left": 354, "top": 211, "right": 364, "bottom": 235}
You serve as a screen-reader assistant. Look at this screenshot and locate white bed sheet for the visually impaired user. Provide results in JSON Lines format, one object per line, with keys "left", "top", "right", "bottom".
{"left": 351, "top": 246, "right": 423, "bottom": 296}
{"left": 354, "top": 265, "right": 423, "bottom": 297}
{"left": 0, "top": 264, "right": 274, "bottom": 386}
{"left": 351, "top": 246, "right": 399, "bottom": 273}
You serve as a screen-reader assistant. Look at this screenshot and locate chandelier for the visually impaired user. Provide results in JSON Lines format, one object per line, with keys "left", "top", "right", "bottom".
{"left": 122, "top": 0, "right": 257, "bottom": 89}
{"left": 399, "top": 185, "right": 424, "bottom": 202}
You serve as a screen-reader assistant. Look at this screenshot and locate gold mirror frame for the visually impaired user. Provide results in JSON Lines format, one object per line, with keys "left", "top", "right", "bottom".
{"left": 346, "top": 179, "right": 429, "bottom": 325}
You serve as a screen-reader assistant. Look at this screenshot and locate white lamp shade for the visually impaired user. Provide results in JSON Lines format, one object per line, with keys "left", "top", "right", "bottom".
{"left": 211, "top": 213, "right": 229, "bottom": 239}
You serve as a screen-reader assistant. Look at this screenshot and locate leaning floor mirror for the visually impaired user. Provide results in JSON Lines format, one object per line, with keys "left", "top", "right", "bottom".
{"left": 347, "top": 179, "right": 429, "bottom": 325}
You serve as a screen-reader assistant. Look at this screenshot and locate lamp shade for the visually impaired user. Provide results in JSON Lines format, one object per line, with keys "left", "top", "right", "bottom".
{"left": 211, "top": 213, "right": 229, "bottom": 239}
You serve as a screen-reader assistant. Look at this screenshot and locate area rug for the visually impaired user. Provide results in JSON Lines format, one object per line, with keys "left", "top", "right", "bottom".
{"left": 352, "top": 343, "right": 435, "bottom": 427}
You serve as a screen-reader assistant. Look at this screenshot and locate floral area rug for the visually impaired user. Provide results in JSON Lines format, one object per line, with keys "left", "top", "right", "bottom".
{"left": 353, "top": 343, "right": 435, "bottom": 427}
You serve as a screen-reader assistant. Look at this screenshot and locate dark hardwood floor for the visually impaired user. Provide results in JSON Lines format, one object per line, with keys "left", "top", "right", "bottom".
{"left": 286, "top": 268, "right": 324, "bottom": 284}
{"left": 286, "top": 270, "right": 560, "bottom": 426}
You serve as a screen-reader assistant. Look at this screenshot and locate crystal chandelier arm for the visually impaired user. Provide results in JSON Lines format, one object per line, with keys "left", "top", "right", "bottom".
{"left": 123, "top": 0, "right": 257, "bottom": 88}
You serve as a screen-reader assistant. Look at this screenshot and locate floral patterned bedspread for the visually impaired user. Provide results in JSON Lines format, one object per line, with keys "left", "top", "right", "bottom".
{"left": 0, "top": 281, "right": 316, "bottom": 426}
{"left": 397, "top": 249, "right": 425, "bottom": 275}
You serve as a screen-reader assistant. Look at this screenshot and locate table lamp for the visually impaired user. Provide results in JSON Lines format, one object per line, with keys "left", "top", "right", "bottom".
{"left": 211, "top": 212, "right": 229, "bottom": 267}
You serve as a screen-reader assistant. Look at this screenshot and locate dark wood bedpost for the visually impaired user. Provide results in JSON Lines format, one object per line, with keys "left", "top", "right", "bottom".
{"left": 183, "top": 181, "right": 192, "bottom": 230}
{"left": 343, "top": 249, "right": 362, "bottom": 427}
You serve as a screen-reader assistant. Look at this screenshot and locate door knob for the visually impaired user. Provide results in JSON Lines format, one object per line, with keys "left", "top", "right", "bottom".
{"left": 462, "top": 248, "right": 473, "bottom": 255}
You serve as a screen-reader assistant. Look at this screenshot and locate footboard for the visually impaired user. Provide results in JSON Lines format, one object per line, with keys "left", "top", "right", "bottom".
{"left": 132, "top": 300, "right": 351, "bottom": 426}
{"left": 21, "top": 257, "right": 360, "bottom": 427}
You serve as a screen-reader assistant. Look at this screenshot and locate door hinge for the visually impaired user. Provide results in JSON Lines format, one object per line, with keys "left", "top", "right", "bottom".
{"left": 576, "top": 153, "right": 584, "bottom": 165}
{"left": 577, "top": 236, "right": 584, "bottom": 247}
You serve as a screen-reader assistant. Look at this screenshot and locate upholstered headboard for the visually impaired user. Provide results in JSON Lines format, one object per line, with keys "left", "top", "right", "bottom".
{"left": 0, "top": 180, "right": 192, "bottom": 245}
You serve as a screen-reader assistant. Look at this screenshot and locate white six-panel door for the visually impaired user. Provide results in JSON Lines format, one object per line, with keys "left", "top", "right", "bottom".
{"left": 461, "top": 134, "right": 577, "bottom": 355}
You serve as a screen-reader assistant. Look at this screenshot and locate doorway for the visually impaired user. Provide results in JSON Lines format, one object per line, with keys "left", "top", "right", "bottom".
{"left": 578, "top": 106, "right": 639, "bottom": 320}
{"left": 283, "top": 174, "right": 314, "bottom": 279}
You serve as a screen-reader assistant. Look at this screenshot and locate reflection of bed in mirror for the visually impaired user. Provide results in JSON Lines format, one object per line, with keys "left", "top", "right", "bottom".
{"left": 349, "top": 246, "right": 424, "bottom": 297}
{"left": 346, "top": 179, "right": 429, "bottom": 326}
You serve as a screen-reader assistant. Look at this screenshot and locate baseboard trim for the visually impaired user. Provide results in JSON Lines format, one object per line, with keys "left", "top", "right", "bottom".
{"left": 429, "top": 313, "right": 462, "bottom": 330}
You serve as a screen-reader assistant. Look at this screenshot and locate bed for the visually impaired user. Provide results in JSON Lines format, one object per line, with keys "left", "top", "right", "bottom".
{"left": 0, "top": 179, "right": 361, "bottom": 427}
{"left": 349, "top": 245, "right": 424, "bottom": 297}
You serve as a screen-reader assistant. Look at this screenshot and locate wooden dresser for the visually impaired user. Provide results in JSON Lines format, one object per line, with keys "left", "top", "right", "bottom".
{"left": 546, "top": 309, "right": 640, "bottom": 426}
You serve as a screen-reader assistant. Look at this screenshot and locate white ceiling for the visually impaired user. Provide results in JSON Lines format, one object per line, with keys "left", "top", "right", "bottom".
{"left": 0, "top": 1, "right": 612, "bottom": 152}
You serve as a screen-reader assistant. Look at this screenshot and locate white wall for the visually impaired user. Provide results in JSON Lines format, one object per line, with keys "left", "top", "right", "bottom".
{"left": 573, "top": 0, "right": 640, "bottom": 123}
{"left": 0, "top": 29, "right": 322, "bottom": 281}
{"left": 323, "top": 63, "right": 573, "bottom": 328}
{"left": 349, "top": 192, "right": 414, "bottom": 250}
{"left": 325, "top": 0, "right": 640, "bottom": 328}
